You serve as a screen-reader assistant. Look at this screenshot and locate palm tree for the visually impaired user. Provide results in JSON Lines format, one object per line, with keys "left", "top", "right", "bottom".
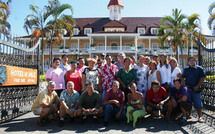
{"left": 0, "top": 0, "right": 11, "bottom": 36}
{"left": 208, "top": 2, "right": 215, "bottom": 35}
{"left": 24, "top": 4, "right": 51, "bottom": 74}
{"left": 183, "top": 14, "right": 200, "bottom": 64}
{"left": 45, "top": 0, "right": 75, "bottom": 67}
{"left": 158, "top": 8, "right": 186, "bottom": 69}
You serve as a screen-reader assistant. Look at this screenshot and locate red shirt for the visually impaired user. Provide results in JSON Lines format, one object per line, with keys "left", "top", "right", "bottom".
{"left": 99, "top": 64, "right": 118, "bottom": 89}
{"left": 66, "top": 71, "right": 82, "bottom": 92}
{"left": 104, "top": 88, "right": 125, "bottom": 107}
{"left": 145, "top": 87, "right": 168, "bottom": 104}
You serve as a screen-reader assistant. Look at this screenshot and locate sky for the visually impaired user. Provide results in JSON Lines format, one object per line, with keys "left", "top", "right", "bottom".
{"left": 7, "top": 0, "right": 213, "bottom": 36}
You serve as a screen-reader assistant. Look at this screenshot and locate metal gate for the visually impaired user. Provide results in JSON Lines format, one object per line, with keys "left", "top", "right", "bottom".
{"left": 0, "top": 33, "right": 40, "bottom": 123}
{"left": 198, "top": 39, "right": 215, "bottom": 111}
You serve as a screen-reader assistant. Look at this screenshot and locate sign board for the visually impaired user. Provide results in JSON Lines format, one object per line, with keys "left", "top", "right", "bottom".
{"left": 0, "top": 65, "right": 37, "bottom": 86}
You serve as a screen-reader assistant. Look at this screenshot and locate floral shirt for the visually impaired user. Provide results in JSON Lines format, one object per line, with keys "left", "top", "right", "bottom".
{"left": 134, "top": 65, "right": 149, "bottom": 95}
{"left": 99, "top": 64, "right": 118, "bottom": 89}
{"left": 60, "top": 90, "right": 80, "bottom": 109}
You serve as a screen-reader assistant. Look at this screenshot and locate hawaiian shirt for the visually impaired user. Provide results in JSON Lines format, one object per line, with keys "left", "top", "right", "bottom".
{"left": 60, "top": 90, "right": 80, "bottom": 109}
{"left": 99, "top": 64, "right": 119, "bottom": 89}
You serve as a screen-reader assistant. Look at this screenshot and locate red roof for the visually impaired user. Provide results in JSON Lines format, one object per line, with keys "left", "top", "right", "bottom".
{"left": 108, "top": 0, "right": 123, "bottom": 7}
{"left": 102, "top": 20, "right": 126, "bottom": 28}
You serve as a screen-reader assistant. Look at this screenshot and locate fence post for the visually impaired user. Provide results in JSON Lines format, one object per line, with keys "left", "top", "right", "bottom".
{"left": 198, "top": 38, "right": 202, "bottom": 66}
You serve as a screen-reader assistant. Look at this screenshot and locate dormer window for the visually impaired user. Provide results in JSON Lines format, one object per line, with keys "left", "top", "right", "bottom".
{"left": 151, "top": 28, "right": 158, "bottom": 35}
{"left": 84, "top": 28, "right": 92, "bottom": 35}
{"left": 164, "top": 29, "right": 172, "bottom": 34}
{"left": 137, "top": 28, "right": 145, "bottom": 34}
{"left": 73, "top": 28, "right": 79, "bottom": 35}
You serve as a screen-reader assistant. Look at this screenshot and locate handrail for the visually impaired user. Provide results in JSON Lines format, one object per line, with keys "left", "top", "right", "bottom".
{"left": 0, "top": 37, "right": 41, "bottom": 53}
{"left": 198, "top": 38, "right": 215, "bottom": 52}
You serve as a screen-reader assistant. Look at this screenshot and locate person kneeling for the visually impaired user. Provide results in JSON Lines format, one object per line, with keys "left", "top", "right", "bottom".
{"left": 103, "top": 80, "right": 126, "bottom": 126}
{"left": 171, "top": 78, "right": 192, "bottom": 126}
{"left": 59, "top": 81, "right": 80, "bottom": 127}
{"left": 78, "top": 82, "right": 103, "bottom": 123}
{"left": 145, "top": 80, "right": 172, "bottom": 122}
{"left": 32, "top": 81, "right": 59, "bottom": 126}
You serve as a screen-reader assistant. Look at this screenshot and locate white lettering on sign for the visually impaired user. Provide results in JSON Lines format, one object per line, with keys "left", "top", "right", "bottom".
{"left": 28, "top": 72, "right": 36, "bottom": 78}
{"left": 11, "top": 70, "right": 24, "bottom": 77}
{"left": 14, "top": 78, "right": 20, "bottom": 82}
{"left": 21, "top": 79, "right": 25, "bottom": 82}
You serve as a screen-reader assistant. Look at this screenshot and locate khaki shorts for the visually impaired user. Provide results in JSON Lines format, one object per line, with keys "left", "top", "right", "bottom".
{"left": 33, "top": 107, "right": 42, "bottom": 115}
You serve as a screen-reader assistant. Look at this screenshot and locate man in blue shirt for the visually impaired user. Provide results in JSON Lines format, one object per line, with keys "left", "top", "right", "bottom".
{"left": 182, "top": 57, "right": 206, "bottom": 123}
{"left": 171, "top": 78, "right": 192, "bottom": 125}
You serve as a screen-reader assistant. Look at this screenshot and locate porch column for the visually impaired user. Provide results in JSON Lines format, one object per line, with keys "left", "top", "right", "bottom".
{"left": 105, "top": 36, "right": 107, "bottom": 55}
{"left": 135, "top": 36, "right": 138, "bottom": 61}
{"left": 191, "top": 40, "right": 193, "bottom": 56}
{"left": 120, "top": 35, "right": 122, "bottom": 50}
{"left": 64, "top": 39, "right": 66, "bottom": 49}
{"left": 89, "top": 36, "right": 92, "bottom": 58}
{"left": 78, "top": 39, "right": 80, "bottom": 59}
{"left": 149, "top": 38, "right": 151, "bottom": 51}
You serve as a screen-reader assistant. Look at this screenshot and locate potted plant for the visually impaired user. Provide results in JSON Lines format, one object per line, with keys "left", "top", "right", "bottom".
{"left": 58, "top": 44, "right": 64, "bottom": 53}
{"left": 64, "top": 47, "right": 70, "bottom": 53}
{"left": 91, "top": 43, "right": 96, "bottom": 51}
{"left": 130, "top": 43, "right": 135, "bottom": 51}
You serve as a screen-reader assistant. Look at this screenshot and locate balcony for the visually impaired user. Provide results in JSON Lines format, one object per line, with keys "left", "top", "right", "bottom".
{"left": 42, "top": 48, "right": 89, "bottom": 55}
{"left": 90, "top": 46, "right": 136, "bottom": 52}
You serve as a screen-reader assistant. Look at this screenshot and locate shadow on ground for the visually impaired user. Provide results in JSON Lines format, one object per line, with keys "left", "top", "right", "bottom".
{"left": 0, "top": 112, "right": 192, "bottom": 134}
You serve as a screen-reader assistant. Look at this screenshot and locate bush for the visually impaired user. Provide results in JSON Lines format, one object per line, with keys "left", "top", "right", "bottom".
{"left": 39, "top": 74, "right": 46, "bottom": 82}
{"left": 205, "top": 75, "right": 215, "bottom": 82}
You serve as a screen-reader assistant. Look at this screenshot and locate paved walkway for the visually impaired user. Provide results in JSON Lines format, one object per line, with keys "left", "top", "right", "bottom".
{"left": 0, "top": 110, "right": 214, "bottom": 134}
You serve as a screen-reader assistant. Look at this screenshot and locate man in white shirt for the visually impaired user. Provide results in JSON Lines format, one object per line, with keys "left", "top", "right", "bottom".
{"left": 59, "top": 55, "right": 71, "bottom": 74}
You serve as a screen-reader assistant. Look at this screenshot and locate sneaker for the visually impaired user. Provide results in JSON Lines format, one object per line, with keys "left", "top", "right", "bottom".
{"left": 198, "top": 117, "right": 204, "bottom": 123}
{"left": 103, "top": 121, "right": 109, "bottom": 126}
{"left": 180, "top": 118, "right": 187, "bottom": 126}
{"left": 59, "top": 120, "right": 64, "bottom": 127}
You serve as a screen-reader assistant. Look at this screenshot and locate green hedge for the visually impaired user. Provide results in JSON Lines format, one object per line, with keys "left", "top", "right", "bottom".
{"left": 206, "top": 75, "right": 215, "bottom": 82}
{"left": 39, "top": 74, "right": 46, "bottom": 82}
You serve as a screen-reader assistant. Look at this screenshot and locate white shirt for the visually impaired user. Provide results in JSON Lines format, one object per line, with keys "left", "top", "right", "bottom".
{"left": 170, "top": 67, "right": 181, "bottom": 87}
{"left": 157, "top": 63, "right": 171, "bottom": 84}
{"left": 59, "top": 63, "right": 71, "bottom": 75}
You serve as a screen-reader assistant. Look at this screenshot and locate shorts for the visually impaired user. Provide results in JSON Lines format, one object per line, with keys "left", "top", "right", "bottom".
{"left": 33, "top": 107, "right": 42, "bottom": 115}
{"left": 188, "top": 88, "right": 203, "bottom": 109}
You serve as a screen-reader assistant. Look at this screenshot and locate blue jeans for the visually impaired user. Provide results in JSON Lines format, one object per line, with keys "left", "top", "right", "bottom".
{"left": 104, "top": 104, "right": 126, "bottom": 121}
{"left": 102, "top": 88, "right": 108, "bottom": 107}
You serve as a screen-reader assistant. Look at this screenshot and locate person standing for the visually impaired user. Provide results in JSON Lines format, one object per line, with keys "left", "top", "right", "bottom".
{"left": 99, "top": 55, "right": 118, "bottom": 103}
{"left": 46, "top": 57, "right": 65, "bottom": 97}
{"left": 117, "top": 57, "right": 136, "bottom": 102}
{"left": 182, "top": 57, "right": 206, "bottom": 123}
{"left": 64, "top": 61, "right": 82, "bottom": 94}
{"left": 147, "top": 61, "right": 161, "bottom": 89}
{"left": 59, "top": 55, "right": 71, "bottom": 75}
{"left": 134, "top": 55, "right": 149, "bottom": 100}
{"left": 169, "top": 57, "right": 182, "bottom": 88}
{"left": 157, "top": 53, "right": 171, "bottom": 93}
{"left": 153, "top": 54, "right": 159, "bottom": 65}
{"left": 82, "top": 58, "right": 100, "bottom": 92}
{"left": 76, "top": 58, "right": 87, "bottom": 73}
{"left": 114, "top": 52, "right": 126, "bottom": 69}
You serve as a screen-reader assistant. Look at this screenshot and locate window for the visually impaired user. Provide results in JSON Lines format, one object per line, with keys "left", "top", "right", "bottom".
{"left": 114, "top": 7, "right": 117, "bottom": 13}
{"left": 98, "top": 43, "right": 104, "bottom": 50}
{"left": 84, "top": 28, "right": 92, "bottom": 35}
{"left": 164, "top": 29, "right": 171, "bottom": 34}
{"left": 46, "top": 44, "right": 50, "bottom": 49}
{"left": 71, "top": 43, "right": 77, "bottom": 49}
{"left": 151, "top": 28, "right": 158, "bottom": 35}
{"left": 138, "top": 43, "right": 145, "bottom": 49}
{"left": 85, "top": 43, "right": 90, "bottom": 50}
{"left": 118, "top": 8, "right": 121, "bottom": 13}
{"left": 152, "top": 43, "right": 158, "bottom": 49}
{"left": 45, "top": 59, "right": 49, "bottom": 65}
{"left": 73, "top": 29, "right": 79, "bottom": 35}
{"left": 138, "top": 28, "right": 145, "bottom": 34}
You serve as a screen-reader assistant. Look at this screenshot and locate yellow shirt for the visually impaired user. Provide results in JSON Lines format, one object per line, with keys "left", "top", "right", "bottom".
{"left": 31, "top": 89, "right": 59, "bottom": 111}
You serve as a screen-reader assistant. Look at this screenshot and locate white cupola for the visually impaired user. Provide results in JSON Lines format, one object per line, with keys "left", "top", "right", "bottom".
{"left": 108, "top": 0, "right": 124, "bottom": 21}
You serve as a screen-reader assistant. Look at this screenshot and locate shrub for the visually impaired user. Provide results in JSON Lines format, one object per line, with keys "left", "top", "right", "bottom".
{"left": 39, "top": 74, "right": 46, "bottom": 82}
{"left": 205, "top": 75, "right": 215, "bottom": 82}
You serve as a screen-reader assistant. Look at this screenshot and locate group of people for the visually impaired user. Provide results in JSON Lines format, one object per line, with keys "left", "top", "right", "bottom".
{"left": 32, "top": 52, "right": 206, "bottom": 128}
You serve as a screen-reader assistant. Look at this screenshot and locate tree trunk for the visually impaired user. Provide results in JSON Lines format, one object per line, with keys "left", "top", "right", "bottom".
{"left": 180, "top": 44, "right": 184, "bottom": 70}
{"left": 187, "top": 38, "right": 191, "bottom": 66}
{"left": 41, "top": 37, "right": 44, "bottom": 74}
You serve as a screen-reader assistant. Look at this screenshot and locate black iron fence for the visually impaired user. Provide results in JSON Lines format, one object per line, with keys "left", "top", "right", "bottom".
{"left": 198, "top": 39, "right": 215, "bottom": 111}
{"left": 0, "top": 33, "right": 40, "bottom": 123}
